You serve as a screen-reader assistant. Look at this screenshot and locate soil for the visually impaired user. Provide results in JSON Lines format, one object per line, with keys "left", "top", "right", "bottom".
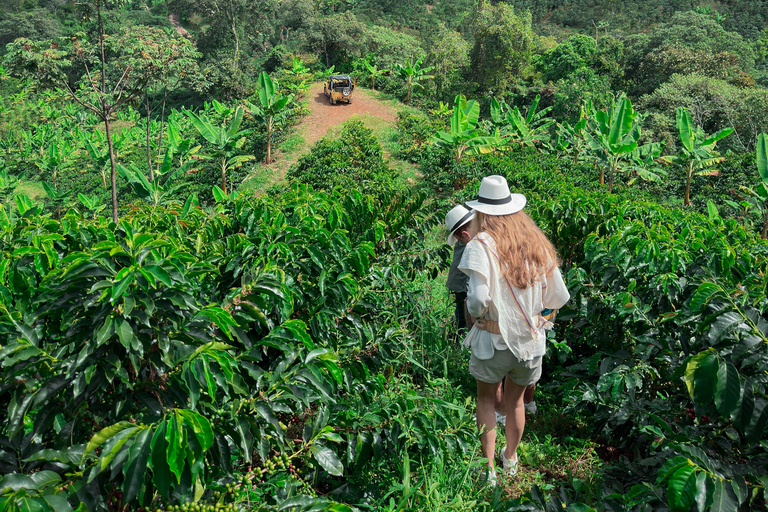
{"left": 302, "top": 86, "right": 398, "bottom": 145}
{"left": 250, "top": 83, "right": 400, "bottom": 192}
{"left": 168, "top": 13, "right": 192, "bottom": 40}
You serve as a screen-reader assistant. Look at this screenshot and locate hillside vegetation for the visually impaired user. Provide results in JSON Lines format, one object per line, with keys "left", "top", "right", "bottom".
{"left": 0, "top": 0, "right": 768, "bottom": 511}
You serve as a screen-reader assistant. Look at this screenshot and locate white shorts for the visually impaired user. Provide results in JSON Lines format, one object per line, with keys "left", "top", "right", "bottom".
{"left": 470, "top": 349, "right": 542, "bottom": 386}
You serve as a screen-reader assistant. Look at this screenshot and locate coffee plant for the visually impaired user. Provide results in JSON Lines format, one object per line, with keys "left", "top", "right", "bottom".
{"left": 0, "top": 182, "right": 468, "bottom": 511}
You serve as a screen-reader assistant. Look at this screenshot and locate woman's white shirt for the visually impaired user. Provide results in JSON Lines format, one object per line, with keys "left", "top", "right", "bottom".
{"left": 458, "top": 232, "right": 570, "bottom": 362}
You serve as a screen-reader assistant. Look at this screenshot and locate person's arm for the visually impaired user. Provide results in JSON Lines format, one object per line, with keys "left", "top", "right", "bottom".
{"left": 466, "top": 270, "right": 491, "bottom": 320}
{"left": 542, "top": 266, "right": 570, "bottom": 310}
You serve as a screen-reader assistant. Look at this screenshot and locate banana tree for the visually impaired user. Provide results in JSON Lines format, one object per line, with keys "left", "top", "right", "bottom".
{"left": 363, "top": 60, "right": 388, "bottom": 91}
{"left": 35, "top": 140, "right": 74, "bottom": 189}
{"left": 583, "top": 97, "right": 642, "bottom": 193}
{"left": 489, "top": 95, "right": 554, "bottom": 149}
{"left": 245, "top": 72, "right": 295, "bottom": 165}
{"left": 117, "top": 149, "right": 190, "bottom": 207}
{"left": 667, "top": 107, "right": 733, "bottom": 206}
{"left": 41, "top": 181, "right": 73, "bottom": 217}
{"left": 549, "top": 118, "right": 588, "bottom": 163}
{"left": 77, "top": 192, "right": 108, "bottom": 219}
{"left": 731, "top": 133, "right": 768, "bottom": 238}
{"left": 283, "top": 56, "right": 311, "bottom": 94}
{"left": 393, "top": 56, "right": 434, "bottom": 106}
{"left": 185, "top": 104, "right": 255, "bottom": 195}
{"left": 626, "top": 141, "right": 668, "bottom": 185}
{"left": 431, "top": 94, "right": 503, "bottom": 163}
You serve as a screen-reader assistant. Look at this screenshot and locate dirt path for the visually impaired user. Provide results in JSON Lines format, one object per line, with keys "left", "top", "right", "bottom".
{"left": 246, "top": 83, "right": 401, "bottom": 192}
{"left": 168, "top": 14, "right": 192, "bottom": 40}
{"left": 301, "top": 85, "right": 398, "bottom": 144}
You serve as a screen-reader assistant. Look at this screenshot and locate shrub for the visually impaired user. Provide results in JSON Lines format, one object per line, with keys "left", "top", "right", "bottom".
{"left": 287, "top": 119, "right": 394, "bottom": 192}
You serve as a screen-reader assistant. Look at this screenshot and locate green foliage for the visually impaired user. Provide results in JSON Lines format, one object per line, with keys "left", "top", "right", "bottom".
{"left": 393, "top": 56, "right": 434, "bottom": 106}
{"left": 245, "top": 72, "right": 296, "bottom": 165}
{"left": 638, "top": 73, "right": 768, "bottom": 154}
{"left": 665, "top": 107, "right": 733, "bottom": 206}
{"left": 469, "top": 1, "right": 534, "bottom": 95}
{"left": 582, "top": 97, "right": 664, "bottom": 191}
{"left": 0, "top": 9, "right": 62, "bottom": 50}
{"left": 184, "top": 104, "right": 255, "bottom": 194}
{"left": 288, "top": 120, "right": 393, "bottom": 193}
{"left": 0, "top": 178, "right": 466, "bottom": 511}
{"left": 393, "top": 108, "right": 445, "bottom": 164}
{"left": 622, "top": 11, "right": 757, "bottom": 96}
{"left": 489, "top": 94, "right": 554, "bottom": 149}
{"left": 431, "top": 94, "right": 502, "bottom": 163}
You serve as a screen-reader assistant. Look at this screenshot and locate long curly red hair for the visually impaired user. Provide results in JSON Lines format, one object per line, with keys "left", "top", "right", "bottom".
{"left": 470, "top": 210, "right": 559, "bottom": 289}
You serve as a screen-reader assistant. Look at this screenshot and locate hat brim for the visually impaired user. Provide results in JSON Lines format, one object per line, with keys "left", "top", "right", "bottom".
{"left": 466, "top": 194, "right": 526, "bottom": 216}
{"left": 446, "top": 211, "right": 476, "bottom": 246}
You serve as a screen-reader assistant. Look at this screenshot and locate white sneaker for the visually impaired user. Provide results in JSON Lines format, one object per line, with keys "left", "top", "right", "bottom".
{"left": 499, "top": 446, "right": 518, "bottom": 477}
{"left": 475, "top": 465, "right": 497, "bottom": 486}
{"left": 524, "top": 401, "right": 537, "bottom": 415}
{"left": 495, "top": 410, "right": 506, "bottom": 426}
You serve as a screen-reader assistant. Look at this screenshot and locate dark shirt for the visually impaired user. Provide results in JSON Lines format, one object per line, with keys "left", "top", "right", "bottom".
{"left": 446, "top": 242, "right": 469, "bottom": 293}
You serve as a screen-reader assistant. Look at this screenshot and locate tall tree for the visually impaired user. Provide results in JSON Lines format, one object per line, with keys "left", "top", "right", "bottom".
{"left": 469, "top": 0, "right": 534, "bottom": 94}
{"left": 425, "top": 24, "right": 469, "bottom": 102}
{"left": 5, "top": 22, "right": 200, "bottom": 222}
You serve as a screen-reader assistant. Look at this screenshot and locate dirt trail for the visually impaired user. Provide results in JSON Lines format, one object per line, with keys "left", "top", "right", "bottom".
{"left": 300, "top": 86, "right": 398, "bottom": 144}
{"left": 168, "top": 14, "right": 192, "bottom": 40}
{"left": 251, "top": 83, "right": 400, "bottom": 191}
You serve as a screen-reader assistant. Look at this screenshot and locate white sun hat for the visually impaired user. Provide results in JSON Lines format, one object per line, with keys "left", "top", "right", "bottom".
{"left": 445, "top": 205, "right": 476, "bottom": 246}
{"left": 466, "top": 175, "right": 526, "bottom": 216}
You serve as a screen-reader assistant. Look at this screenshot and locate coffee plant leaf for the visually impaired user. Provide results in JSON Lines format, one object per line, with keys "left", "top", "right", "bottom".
{"left": 689, "top": 282, "right": 721, "bottom": 313}
{"left": 666, "top": 464, "right": 697, "bottom": 512}
{"left": 684, "top": 349, "right": 715, "bottom": 402}
{"left": 693, "top": 471, "right": 714, "bottom": 512}
{"left": 710, "top": 477, "right": 738, "bottom": 512}
{"left": 121, "top": 427, "right": 153, "bottom": 503}
{"left": 714, "top": 359, "right": 741, "bottom": 417}
{"left": 310, "top": 443, "right": 343, "bottom": 476}
{"left": 0, "top": 471, "right": 61, "bottom": 494}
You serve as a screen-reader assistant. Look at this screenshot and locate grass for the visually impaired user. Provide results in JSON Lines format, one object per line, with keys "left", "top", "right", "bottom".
{"left": 17, "top": 180, "right": 46, "bottom": 202}
{"left": 397, "top": 220, "right": 608, "bottom": 507}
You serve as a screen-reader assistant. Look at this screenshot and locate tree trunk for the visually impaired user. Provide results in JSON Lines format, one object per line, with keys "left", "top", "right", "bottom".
{"left": 406, "top": 81, "right": 411, "bottom": 106}
{"left": 97, "top": 0, "right": 106, "bottom": 92}
{"left": 762, "top": 218, "right": 768, "bottom": 239}
{"left": 599, "top": 165, "right": 604, "bottom": 185}
{"left": 221, "top": 161, "right": 227, "bottom": 195}
{"left": 231, "top": 19, "right": 239, "bottom": 70}
{"left": 146, "top": 94, "right": 154, "bottom": 181}
{"left": 103, "top": 107, "right": 119, "bottom": 223}
{"left": 685, "top": 167, "right": 692, "bottom": 206}
{"left": 266, "top": 128, "right": 272, "bottom": 164}
{"left": 156, "top": 88, "right": 168, "bottom": 163}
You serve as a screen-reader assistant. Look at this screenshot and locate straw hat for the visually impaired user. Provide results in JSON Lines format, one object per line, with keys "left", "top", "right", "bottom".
{"left": 466, "top": 175, "right": 526, "bottom": 215}
{"left": 445, "top": 205, "right": 476, "bottom": 246}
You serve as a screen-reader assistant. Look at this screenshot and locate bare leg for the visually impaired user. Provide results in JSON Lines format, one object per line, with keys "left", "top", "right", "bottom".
{"left": 503, "top": 376, "right": 527, "bottom": 461}
{"left": 523, "top": 383, "right": 535, "bottom": 404}
{"left": 477, "top": 379, "right": 501, "bottom": 468}
{"left": 495, "top": 381, "right": 506, "bottom": 415}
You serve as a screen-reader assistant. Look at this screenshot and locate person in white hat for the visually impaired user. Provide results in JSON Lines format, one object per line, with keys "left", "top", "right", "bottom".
{"left": 458, "top": 175, "right": 570, "bottom": 483}
{"left": 444, "top": 205, "right": 475, "bottom": 332}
